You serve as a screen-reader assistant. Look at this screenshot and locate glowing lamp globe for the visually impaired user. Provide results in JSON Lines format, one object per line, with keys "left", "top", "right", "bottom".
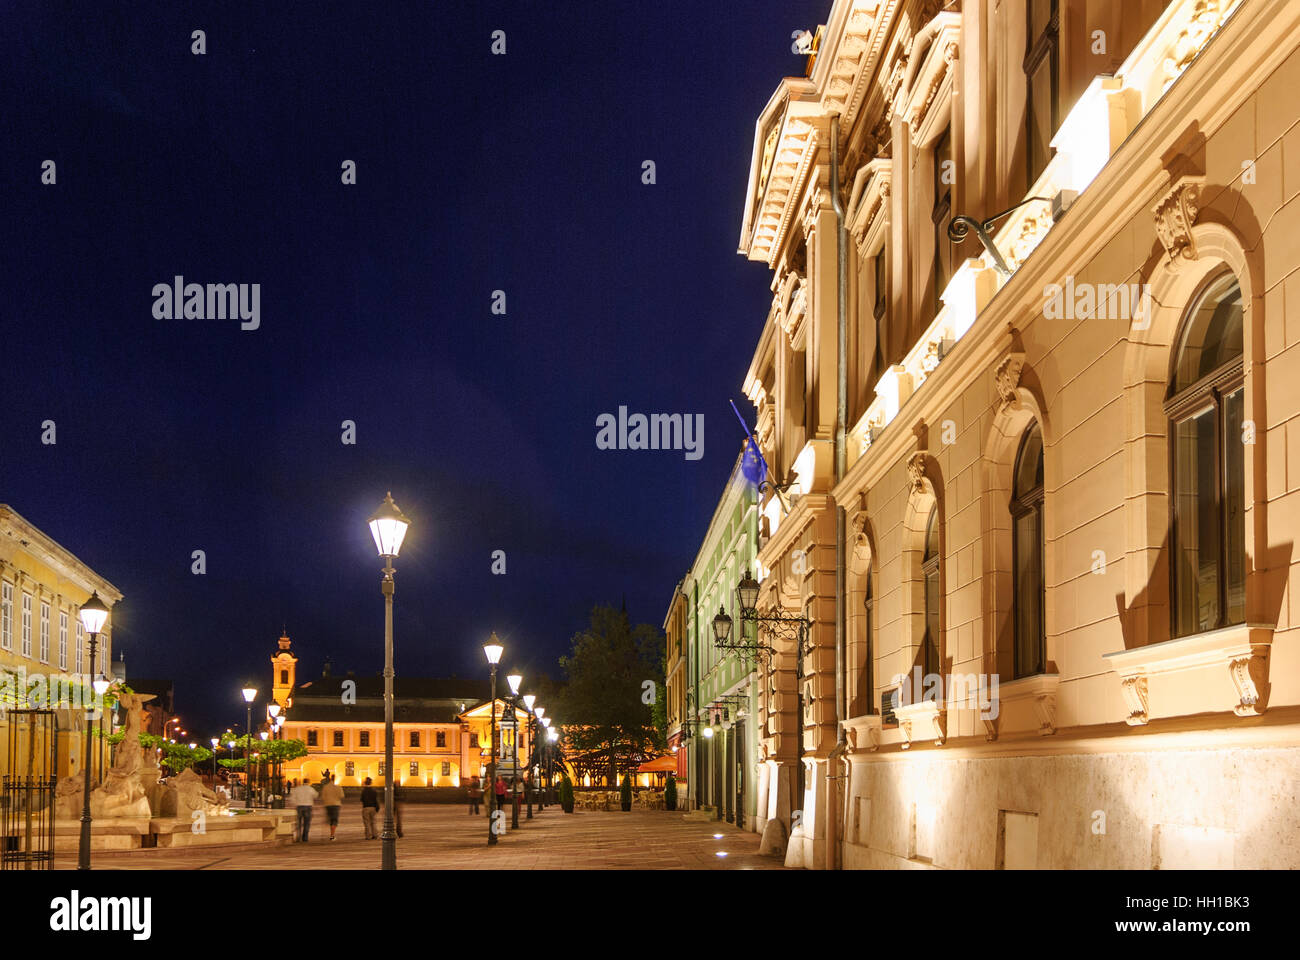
{"left": 368, "top": 492, "right": 411, "bottom": 558}
{"left": 78, "top": 592, "right": 109, "bottom": 636}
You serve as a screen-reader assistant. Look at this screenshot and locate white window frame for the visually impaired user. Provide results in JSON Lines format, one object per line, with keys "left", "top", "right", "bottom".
{"left": 39, "top": 600, "right": 50, "bottom": 664}
{"left": 1, "top": 581, "right": 11, "bottom": 651}
{"left": 59, "top": 611, "right": 68, "bottom": 670}
{"left": 75, "top": 620, "right": 84, "bottom": 673}
{"left": 21, "top": 593, "right": 32, "bottom": 658}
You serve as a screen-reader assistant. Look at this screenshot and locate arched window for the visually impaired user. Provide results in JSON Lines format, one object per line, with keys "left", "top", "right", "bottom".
{"left": 859, "top": 571, "right": 874, "bottom": 714}
{"left": 922, "top": 505, "right": 941, "bottom": 681}
{"left": 1010, "top": 422, "right": 1045, "bottom": 677}
{"left": 1166, "top": 272, "right": 1245, "bottom": 636}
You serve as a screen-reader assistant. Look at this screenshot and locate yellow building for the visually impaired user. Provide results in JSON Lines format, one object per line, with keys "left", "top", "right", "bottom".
{"left": 270, "top": 635, "right": 532, "bottom": 789}
{"left": 0, "top": 504, "right": 122, "bottom": 781}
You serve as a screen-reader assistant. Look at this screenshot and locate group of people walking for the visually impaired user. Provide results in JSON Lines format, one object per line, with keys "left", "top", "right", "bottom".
{"left": 465, "top": 774, "right": 525, "bottom": 815}
{"left": 287, "top": 772, "right": 403, "bottom": 842}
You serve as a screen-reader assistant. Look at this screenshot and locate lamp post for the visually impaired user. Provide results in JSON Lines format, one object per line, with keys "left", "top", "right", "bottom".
{"left": 546, "top": 724, "right": 558, "bottom": 802}
{"left": 534, "top": 705, "right": 547, "bottom": 807}
{"left": 241, "top": 686, "right": 257, "bottom": 805}
{"left": 268, "top": 703, "right": 281, "bottom": 802}
{"left": 368, "top": 491, "right": 411, "bottom": 871}
{"left": 483, "top": 636, "right": 503, "bottom": 845}
{"left": 522, "top": 694, "right": 536, "bottom": 817}
{"left": 210, "top": 737, "right": 219, "bottom": 781}
{"left": 92, "top": 674, "right": 110, "bottom": 785}
{"left": 506, "top": 673, "right": 522, "bottom": 828}
{"left": 76, "top": 592, "right": 109, "bottom": 870}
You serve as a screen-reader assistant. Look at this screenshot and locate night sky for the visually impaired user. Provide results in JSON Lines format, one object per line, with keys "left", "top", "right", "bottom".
{"left": 0, "top": 1, "right": 830, "bottom": 734}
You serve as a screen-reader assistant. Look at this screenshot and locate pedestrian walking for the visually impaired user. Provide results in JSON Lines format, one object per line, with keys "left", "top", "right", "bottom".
{"left": 494, "top": 774, "right": 507, "bottom": 811}
{"left": 467, "top": 775, "right": 482, "bottom": 815}
{"left": 288, "top": 778, "right": 319, "bottom": 843}
{"left": 393, "top": 779, "right": 405, "bottom": 838}
{"left": 360, "top": 777, "right": 379, "bottom": 839}
{"left": 320, "top": 774, "right": 345, "bottom": 841}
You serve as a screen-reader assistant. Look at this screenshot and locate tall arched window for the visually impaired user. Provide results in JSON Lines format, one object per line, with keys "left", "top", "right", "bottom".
{"left": 860, "top": 571, "right": 874, "bottom": 714}
{"left": 1011, "top": 422, "right": 1045, "bottom": 677}
{"left": 1166, "top": 272, "right": 1246, "bottom": 636}
{"left": 922, "top": 505, "right": 941, "bottom": 681}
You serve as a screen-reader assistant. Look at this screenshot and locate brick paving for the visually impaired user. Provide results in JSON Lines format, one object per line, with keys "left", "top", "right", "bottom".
{"left": 54, "top": 804, "right": 787, "bottom": 870}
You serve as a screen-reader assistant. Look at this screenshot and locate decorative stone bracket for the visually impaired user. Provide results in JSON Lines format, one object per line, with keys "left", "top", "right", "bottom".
{"left": 1152, "top": 175, "right": 1205, "bottom": 265}
{"left": 990, "top": 674, "right": 1060, "bottom": 737}
{"left": 895, "top": 700, "right": 945, "bottom": 749}
{"left": 843, "top": 715, "right": 882, "bottom": 753}
{"left": 1102, "top": 624, "right": 1273, "bottom": 725}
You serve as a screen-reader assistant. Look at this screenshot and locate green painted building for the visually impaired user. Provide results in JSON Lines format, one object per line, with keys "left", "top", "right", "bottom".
{"left": 676, "top": 453, "right": 760, "bottom": 830}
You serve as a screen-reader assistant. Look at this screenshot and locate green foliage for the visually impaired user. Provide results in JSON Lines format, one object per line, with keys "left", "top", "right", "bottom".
{"left": 218, "top": 758, "right": 246, "bottom": 772}
{"left": 554, "top": 605, "right": 666, "bottom": 780}
{"left": 620, "top": 773, "right": 632, "bottom": 809}
{"left": 558, "top": 774, "right": 575, "bottom": 813}
{"left": 665, "top": 774, "right": 677, "bottom": 811}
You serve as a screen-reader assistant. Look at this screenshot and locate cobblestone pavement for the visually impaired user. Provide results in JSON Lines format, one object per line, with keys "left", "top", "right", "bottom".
{"left": 55, "top": 804, "right": 788, "bottom": 870}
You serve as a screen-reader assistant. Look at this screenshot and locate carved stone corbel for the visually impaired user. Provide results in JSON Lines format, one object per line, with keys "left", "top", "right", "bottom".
{"left": 1032, "top": 693, "right": 1056, "bottom": 736}
{"left": 906, "top": 452, "right": 928, "bottom": 493}
{"left": 1120, "top": 674, "right": 1150, "bottom": 726}
{"left": 995, "top": 353, "right": 1026, "bottom": 412}
{"left": 1152, "top": 177, "right": 1205, "bottom": 265}
{"left": 1229, "top": 650, "right": 1269, "bottom": 717}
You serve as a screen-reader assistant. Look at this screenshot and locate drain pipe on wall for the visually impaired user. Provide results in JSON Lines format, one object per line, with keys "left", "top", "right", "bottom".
{"left": 828, "top": 113, "right": 849, "bottom": 872}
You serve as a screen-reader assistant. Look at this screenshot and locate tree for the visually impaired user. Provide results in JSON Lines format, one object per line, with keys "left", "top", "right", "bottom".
{"left": 553, "top": 605, "right": 665, "bottom": 785}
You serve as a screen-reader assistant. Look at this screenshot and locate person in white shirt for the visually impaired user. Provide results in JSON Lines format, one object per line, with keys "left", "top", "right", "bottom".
{"left": 287, "top": 778, "right": 319, "bottom": 842}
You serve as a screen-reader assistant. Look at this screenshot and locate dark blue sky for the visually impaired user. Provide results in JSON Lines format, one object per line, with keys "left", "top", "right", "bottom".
{"left": 0, "top": 1, "right": 829, "bottom": 733}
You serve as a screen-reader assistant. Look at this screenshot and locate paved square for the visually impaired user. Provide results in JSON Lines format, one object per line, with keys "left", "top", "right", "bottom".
{"left": 55, "top": 804, "right": 788, "bottom": 870}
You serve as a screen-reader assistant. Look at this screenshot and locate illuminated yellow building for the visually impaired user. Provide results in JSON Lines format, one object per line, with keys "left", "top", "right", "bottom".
{"left": 0, "top": 504, "right": 122, "bottom": 780}
{"left": 270, "top": 635, "right": 531, "bottom": 788}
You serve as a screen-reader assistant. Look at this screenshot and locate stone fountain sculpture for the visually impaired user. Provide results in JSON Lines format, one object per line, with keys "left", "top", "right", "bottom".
{"left": 55, "top": 691, "right": 160, "bottom": 819}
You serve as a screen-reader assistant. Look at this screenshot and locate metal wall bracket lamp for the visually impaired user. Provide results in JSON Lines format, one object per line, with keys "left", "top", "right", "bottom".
{"left": 947, "top": 195, "right": 1059, "bottom": 279}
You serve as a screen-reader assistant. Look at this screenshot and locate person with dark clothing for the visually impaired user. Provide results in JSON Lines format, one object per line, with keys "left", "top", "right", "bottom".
{"left": 360, "top": 777, "right": 380, "bottom": 839}
{"left": 494, "top": 775, "right": 507, "bottom": 811}
{"left": 467, "top": 775, "right": 482, "bottom": 815}
{"left": 393, "top": 780, "right": 405, "bottom": 838}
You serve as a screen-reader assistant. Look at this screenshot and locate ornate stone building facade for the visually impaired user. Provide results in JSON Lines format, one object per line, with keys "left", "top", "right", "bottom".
{"left": 733, "top": 0, "right": 1300, "bottom": 868}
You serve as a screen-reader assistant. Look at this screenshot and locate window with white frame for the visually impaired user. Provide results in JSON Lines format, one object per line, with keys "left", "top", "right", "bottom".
{"left": 39, "top": 600, "right": 50, "bottom": 663}
{"left": 21, "top": 593, "right": 32, "bottom": 658}
{"left": 75, "top": 620, "right": 83, "bottom": 673}
{"left": 59, "top": 611, "right": 68, "bottom": 670}
{"left": 1, "top": 581, "right": 11, "bottom": 651}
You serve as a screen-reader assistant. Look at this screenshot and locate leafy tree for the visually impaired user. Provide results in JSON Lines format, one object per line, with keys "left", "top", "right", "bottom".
{"left": 665, "top": 773, "right": 677, "bottom": 811}
{"left": 558, "top": 774, "right": 575, "bottom": 814}
{"left": 553, "top": 605, "right": 665, "bottom": 784}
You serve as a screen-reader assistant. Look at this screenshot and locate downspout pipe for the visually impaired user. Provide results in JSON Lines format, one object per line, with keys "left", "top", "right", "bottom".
{"left": 829, "top": 114, "right": 849, "bottom": 871}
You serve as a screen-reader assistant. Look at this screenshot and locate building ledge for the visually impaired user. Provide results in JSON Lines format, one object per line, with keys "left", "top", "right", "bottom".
{"left": 894, "top": 700, "right": 945, "bottom": 749}
{"left": 987, "top": 673, "right": 1060, "bottom": 739}
{"left": 1102, "top": 623, "right": 1274, "bottom": 725}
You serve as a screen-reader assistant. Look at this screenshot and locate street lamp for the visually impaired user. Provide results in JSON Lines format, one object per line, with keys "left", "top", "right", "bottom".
{"left": 368, "top": 491, "right": 411, "bottom": 871}
{"left": 211, "top": 737, "right": 219, "bottom": 781}
{"left": 76, "top": 592, "right": 109, "bottom": 870}
{"left": 242, "top": 685, "right": 257, "bottom": 806}
{"left": 93, "top": 674, "right": 110, "bottom": 785}
{"left": 483, "top": 636, "right": 503, "bottom": 846}
{"left": 545, "top": 724, "right": 558, "bottom": 801}
{"left": 522, "top": 695, "right": 537, "bottom": 816}
{"left": 505, "top": 674, "right": 523, "bottom": 829}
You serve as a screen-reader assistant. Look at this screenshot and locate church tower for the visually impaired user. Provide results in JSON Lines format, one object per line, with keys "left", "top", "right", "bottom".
{"left": 271, "top": 632, "right": 297, "bottom": 708}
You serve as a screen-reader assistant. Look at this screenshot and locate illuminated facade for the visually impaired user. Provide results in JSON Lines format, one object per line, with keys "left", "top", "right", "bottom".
{"left": 0, "top": 504, "right": 122, "bottom": 780}
{"left": 733, "top": 0, "right": 1300, "bottom": 868}
{"left": 270, "top": 635, "right": 530, "bottom": 788}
